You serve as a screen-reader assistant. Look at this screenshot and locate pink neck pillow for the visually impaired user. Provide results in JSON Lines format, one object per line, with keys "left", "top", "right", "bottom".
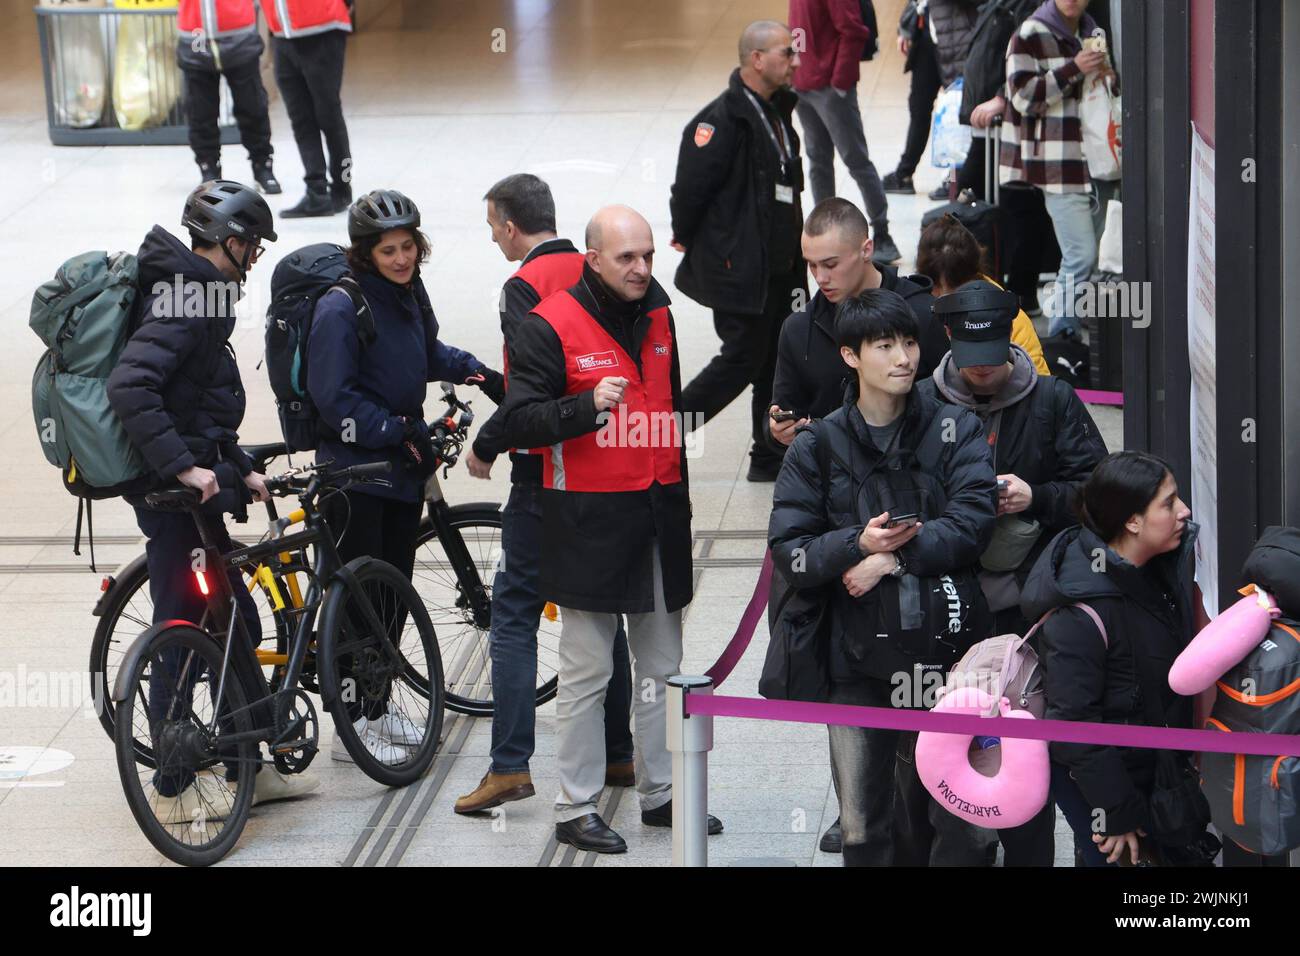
{"left": 915, "top": 687, "right": 1050, "bottom": 829}
{"left": 1169, "top": 586, "right": 1279, "bottom": 696}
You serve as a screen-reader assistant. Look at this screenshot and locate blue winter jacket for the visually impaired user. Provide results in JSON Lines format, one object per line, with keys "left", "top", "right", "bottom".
{"left": 307, "top": 269, "right": 485, "bottom": 502}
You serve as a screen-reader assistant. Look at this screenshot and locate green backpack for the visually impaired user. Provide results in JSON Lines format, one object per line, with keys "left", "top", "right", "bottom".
{"left": 31, "top": 251, "right": 153, "bottom": 565}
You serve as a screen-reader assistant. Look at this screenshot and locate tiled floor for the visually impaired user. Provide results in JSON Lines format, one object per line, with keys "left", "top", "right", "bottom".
{"left": 0, "top": 0, "right": 1119, "bottom": 866}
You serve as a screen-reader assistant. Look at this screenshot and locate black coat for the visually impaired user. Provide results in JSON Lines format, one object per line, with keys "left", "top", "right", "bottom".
{"left": 917, "top": 346, "right": 1108, "bottom": 591}
{"left": 768, "top": 383, "right": 996, "bottom": 681}
{"left": 501, "top": 271, "right": 693, "bottom": 614}
{"left": 765, "top": 269, "right": 948, "bottom": 453}
{"left": 1020, "top": 523, "right": 1198, "bottom": 836}
{"left": 670, "top": 69, "right": 804, "bottom": 316}
{"left": 107, "top": 226, "right": 254, "bottom": 510}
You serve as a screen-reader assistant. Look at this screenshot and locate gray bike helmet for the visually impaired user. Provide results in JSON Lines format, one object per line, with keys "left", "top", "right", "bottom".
{"left": 348, "top": 189, "right": 420, "bottom": 242}
{"left": 182, "top": 179, "right": 278, "bottom": 245}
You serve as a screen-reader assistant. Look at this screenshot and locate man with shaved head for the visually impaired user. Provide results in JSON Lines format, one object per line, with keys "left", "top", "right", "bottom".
{"left": 671, "top": 19, "right": 808, "bottom": 482}
{"left": 504, "top": 204, "right": 720, "bottom": 853}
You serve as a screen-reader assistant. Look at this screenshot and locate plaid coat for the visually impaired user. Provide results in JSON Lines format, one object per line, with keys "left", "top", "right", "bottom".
{"left": 997, "top": 14, "right": 1095, "bottom": 193}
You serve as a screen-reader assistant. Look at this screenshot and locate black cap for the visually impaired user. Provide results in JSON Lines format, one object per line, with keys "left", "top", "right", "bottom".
{"left": 932, "top": 280, "right": 1019, "bottom": 369}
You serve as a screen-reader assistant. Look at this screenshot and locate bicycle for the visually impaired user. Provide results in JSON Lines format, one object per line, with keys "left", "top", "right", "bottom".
{"left": 112, "top": 458, "right": 444, "bottom": 866}
{"left": 91, "top": 386, "right": 562, "bottom": 754}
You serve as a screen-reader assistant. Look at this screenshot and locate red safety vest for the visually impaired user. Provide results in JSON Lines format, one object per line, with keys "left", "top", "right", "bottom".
{"left": 533, "top": 291, "right": 682, "bottom": 493}
{"left": 502, "top": 249, "right": 583, "bottom": 456}
{"left": 259, "top": 0, "right": 351, "bottom": 37}
{"left": 177, "top": 0, "right": 258, "bottom": 38}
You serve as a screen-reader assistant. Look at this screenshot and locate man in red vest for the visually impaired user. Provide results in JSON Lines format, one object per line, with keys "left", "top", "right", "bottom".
{"left": 504, "top": 205, "right": 722, "bottom": 853}
{"left": 453, "top": 175, "right": 635, "bottom": 816}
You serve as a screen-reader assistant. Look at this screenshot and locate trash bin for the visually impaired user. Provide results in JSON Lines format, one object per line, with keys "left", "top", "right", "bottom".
{"left": 35, "top": 0, "right": 242, "bottom": 147}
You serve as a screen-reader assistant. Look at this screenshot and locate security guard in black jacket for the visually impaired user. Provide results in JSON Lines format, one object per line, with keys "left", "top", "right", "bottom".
{"left": 672, "top": 19, "right": 808, "bottom": 481}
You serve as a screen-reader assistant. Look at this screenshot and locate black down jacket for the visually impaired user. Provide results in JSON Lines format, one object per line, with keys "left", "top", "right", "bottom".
{"left": 107, "top": 226, "right": 254, "bottom": 508}
{"left": 769, "top": 383, "right": 997, "bottom": 681}
{"left": 1020, "top": 522, "right": 1199, "bottom": 837}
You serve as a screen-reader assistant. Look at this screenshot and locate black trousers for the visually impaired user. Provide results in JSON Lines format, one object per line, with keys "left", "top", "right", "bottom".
{"left": 681, "top": 269, "right": 802, "bottom": 464}
{"left": 897, "top": 35, "right": 942, "bottom": 178}
{"left": 324, "top": 489, "right": 423, "bottom": 722}
{"left": 183, "top": 55, "right": 273, "bottom": 168}
{"left": 272, "top": 30, "right": 351, "bottom": 191}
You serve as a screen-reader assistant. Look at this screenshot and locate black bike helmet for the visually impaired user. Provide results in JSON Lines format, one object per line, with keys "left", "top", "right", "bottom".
{"left": 183, "top": 179, "right": 278, "bottom": 245}
{"left": 348, "top": 189, "right": 420, "bottom": 242}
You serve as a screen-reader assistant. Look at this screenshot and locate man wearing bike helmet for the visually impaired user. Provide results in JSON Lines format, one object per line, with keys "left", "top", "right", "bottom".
{"left": 307, "top": 188, "right": 505, "bottom": 763}
{"left": 108, "top": 180, "right": 318, "bottom": 820}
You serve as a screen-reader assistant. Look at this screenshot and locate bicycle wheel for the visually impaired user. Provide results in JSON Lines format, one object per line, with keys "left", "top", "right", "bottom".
{"left": 113, "top": 624, "right": 258, "bottom": 867}
{"left": 317, "top": 556, "right": 444, "bottom": 788}
{"left": 90, "top": 543, "right": 281, "bottom": 766}
{"left": 411, "top": 505, "right": 560, "bottom": 717}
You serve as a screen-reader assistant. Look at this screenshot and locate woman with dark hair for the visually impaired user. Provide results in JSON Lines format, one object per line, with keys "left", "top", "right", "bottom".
{"left": 915, "top": 214, "right": 1050, "bottom": 375}
{"left": 308, "top": 189, "right": 504, "bottom": 762}
{"left": 1020, "top": 450, "right": 1202, "bottom": 866}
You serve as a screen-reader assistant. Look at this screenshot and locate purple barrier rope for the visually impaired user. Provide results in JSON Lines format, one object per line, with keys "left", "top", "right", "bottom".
{"left": 684, "top": 693, "right": 1300, "bottom": 758}
{"left": 703, "top": 548, "right": 772, "bottom": 688}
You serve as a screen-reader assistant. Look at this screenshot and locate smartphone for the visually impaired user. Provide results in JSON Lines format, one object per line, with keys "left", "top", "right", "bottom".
{"left": 771, "top": 409, "right": 800, "bottom": 423}
{"left": 886, "top": 512, "right": 920, "bottom": 529}
{"left": 1084, "top": 34, "right": 1107, "bottom": 55}
{"left": 997, "top": 479, "right": 1010, "bottom": 492}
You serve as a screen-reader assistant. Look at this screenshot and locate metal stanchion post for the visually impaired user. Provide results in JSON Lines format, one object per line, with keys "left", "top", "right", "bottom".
{"left": 666, "top": 674, "right": 713, "bottom": 867}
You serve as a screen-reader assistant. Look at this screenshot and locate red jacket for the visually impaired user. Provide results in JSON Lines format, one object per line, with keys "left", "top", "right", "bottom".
{"left": 789, "top": 0, "right": 871, "bottom": 92}
{"left": 177, "top": 0, "right": 257, "bottom": 38}
{"left": 259, "top": 0, "right": 351, "bottom": 38}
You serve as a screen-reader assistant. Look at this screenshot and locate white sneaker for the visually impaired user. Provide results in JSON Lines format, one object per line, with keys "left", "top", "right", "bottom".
{"left": 330, "top": 718, "right": 407, "bottom": 765}
{"left": 374, "top": 709, "right": 426, "bottom": 746}
{"left": 154, "top": 774, "right": 234, "bottom": 826}
{"left": 251, "top": 769, "right": 320, "bottom": 806}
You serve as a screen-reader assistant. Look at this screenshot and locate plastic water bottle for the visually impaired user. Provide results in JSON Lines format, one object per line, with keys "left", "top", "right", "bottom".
{"left": 973, "top": 736, "right": 1000, "bottom": 750}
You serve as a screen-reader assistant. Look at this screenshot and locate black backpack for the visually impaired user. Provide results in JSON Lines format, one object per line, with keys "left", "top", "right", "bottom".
{"left": 264, "top": 243, "right": 374, "bottom": 452}
{"left": 960, "top": 0, "right": 1037, "bottom": 124}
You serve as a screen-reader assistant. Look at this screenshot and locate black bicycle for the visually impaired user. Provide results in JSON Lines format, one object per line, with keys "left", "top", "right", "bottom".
{"left": 112, "top": 460, "right": 443, "bottom": 866}
{"left": 91, "top": 387, "right": 561, "bottom": 755}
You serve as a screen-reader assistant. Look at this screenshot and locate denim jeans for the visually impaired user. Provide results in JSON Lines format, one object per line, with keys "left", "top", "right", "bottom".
{"left": 1051, "top": 761, "right": 1113, "bottom": 866}
{"left": 1042, "top": 190, "right": 1097, "bottom": 336}
{"left": 489, "top": 482, "right": 633, "bottom": 775}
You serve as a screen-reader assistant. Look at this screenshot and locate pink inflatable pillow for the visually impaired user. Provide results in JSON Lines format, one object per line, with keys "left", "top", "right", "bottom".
{"left": 915, "top": 686, "right": 1049, "bottom": 830}
{"left": 1169, "top": 587, "right": 1279, "bottom": 696}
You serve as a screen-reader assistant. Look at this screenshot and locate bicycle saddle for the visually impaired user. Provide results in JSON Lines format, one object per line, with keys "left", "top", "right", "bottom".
{"left": 240, "top": 441, "right": 289, "bottom": 470}
{"left": 143, "top": 487, "right": 203, "bottom": 510}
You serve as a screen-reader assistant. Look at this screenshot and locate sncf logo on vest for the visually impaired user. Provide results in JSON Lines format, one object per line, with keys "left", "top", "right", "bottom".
{"left": 575, "top": 350, "right": 619, "bottom": 372}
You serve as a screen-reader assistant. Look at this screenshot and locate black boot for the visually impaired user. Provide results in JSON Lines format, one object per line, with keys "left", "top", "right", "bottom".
{"left": 819, "top": 817, "right": 843, "bottom": 853}
{"left": 198, "top": 161, "right": 222, "bottom": 184}
{"left": 252, "top": 160, "right": 282, "bottom": 195}
{"left": 330, "top": 182, "right": 353, "bottom": 213}
{"left": 281, "top": 188, "right": 334, "bottom": 219}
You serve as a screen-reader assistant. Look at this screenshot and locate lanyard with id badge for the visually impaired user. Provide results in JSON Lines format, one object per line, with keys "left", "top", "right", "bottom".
{"left": 744, "top": 89, "right": 796, "bottom": 205}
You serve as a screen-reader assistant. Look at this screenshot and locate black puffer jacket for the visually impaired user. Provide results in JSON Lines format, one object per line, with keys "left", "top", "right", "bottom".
{"left": 769, "top": 383, "right": 997, "bottom": 681}
{"left": 1020, "top": 523, "right": 1198, "bottom": 836}
{"left": 670, "top": 69, "right": 805, "bottom": 316}
{"left": 766, "top": 268, "right": 948, "bottom": 453}
{"left": 107, "top": 226, "right": 253, "bottom": 509}
{"left": 928, "top": 0, "right": 984, "bottom": 85}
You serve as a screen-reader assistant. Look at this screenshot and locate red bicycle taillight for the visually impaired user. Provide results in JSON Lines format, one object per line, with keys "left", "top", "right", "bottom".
{"left": 100, "top": 576, "right": 112, "bottom": 593}
{"left": 195, "top": 570, "right": 210, "bottom": 596}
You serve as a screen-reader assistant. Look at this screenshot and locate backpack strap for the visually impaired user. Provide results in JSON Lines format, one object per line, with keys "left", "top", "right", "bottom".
{"left": 1025, "top": 601, "right": 1108, "bottom": 647}
{"left": 329, "top": 276, "right": 376, "bottom": 347}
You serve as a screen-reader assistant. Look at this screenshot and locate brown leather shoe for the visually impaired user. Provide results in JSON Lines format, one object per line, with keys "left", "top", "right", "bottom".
{"left": 454, "top": 771, "right": 535, "bottom": 814}
{"left": 605, "top": 760, "right": 635, "bottom": 788}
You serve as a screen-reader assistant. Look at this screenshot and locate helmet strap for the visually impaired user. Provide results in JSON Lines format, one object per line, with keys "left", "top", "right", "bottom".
{"left": 219, "top": 237, "right": 252, "bottom": 283}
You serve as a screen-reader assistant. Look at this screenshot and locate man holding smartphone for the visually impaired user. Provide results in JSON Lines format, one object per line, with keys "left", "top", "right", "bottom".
{"left": 769, "top": 288, "right": 997, "bottom": 866}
